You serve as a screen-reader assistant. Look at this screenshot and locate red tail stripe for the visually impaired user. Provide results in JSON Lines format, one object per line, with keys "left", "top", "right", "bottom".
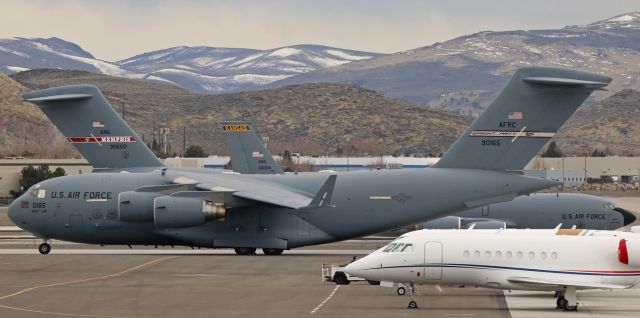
{"left": 619, "top": 238, "right": 629, "bottom": 265}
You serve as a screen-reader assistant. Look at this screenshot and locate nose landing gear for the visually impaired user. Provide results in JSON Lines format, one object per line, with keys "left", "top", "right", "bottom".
{"left": 38, "top": 242, "right": 51, "bottom": 254}
{"left": 406, "top": 282, "right": 418, "bottom": 309}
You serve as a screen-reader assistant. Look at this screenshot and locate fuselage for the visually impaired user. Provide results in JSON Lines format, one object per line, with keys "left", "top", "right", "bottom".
{"left": 415, "top": 193, "right": 634, "bottom": 231}
{"left": 345, "top": 229, "right": 640, "bottom": 290}
{"left": 8, "top": 167, "right": 554, "bottom": 249}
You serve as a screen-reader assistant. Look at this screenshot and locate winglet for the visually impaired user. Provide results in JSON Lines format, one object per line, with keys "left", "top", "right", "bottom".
{"left": 305, "top": 174, "right": 337, "bottom": 209}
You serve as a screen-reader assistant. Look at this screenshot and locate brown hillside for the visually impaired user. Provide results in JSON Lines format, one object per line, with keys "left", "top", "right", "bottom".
{"left": 556, "top": 89, "right": 640, "bottom": 156}
{"left": 10, "top": 69, "right": 472, "bottom": 156}
{"left": 0, "top": 73, "right": 75, "bottom": 158}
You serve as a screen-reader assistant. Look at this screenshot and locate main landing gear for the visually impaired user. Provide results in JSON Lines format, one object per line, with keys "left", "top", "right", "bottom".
{"left": 234, "top": 247, "right": 256, "bottom": 255}
{"left": 233, "top": 247, "right": 284, "bottom": 255}
{"left": 38, "top": 242, "right": 51, "bottom": 254}
{"left": 555, "top": 286, "right": 578, "bottom": 311}
{"left": 406, "top": 282, "right": 418, "bottom": 309}
{"left": 262, "top": 248, "right": 284, "bottom": 256}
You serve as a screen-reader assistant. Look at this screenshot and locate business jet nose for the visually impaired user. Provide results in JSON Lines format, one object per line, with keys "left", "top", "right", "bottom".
{"left": 344, "top": 258, "right": 368, "bottom": 279}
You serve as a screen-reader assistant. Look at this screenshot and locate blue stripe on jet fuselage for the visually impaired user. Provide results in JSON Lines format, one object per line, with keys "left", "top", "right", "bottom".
{"left": 364, "top": 263, "right": 640, "bottom": 277}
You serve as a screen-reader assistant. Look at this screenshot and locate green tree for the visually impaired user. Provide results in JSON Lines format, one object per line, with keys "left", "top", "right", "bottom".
{"left": 9, "top": 165, "right": 66, "bottom": 198}
{"left": 591, "top": 149, "right": 606, "bottom": 157}
{"left": 184, "top": 144, "right": 208, "bottom": 158}
{"left": 281, "top": 150, "right": 295, "bottom": 172}
{"left": 541, "top": 141, "right": 562, "bottom": 158}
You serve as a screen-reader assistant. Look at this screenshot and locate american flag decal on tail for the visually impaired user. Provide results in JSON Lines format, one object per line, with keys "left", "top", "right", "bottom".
{"left": 252, "top": 151, "right": 264, "bottom": 158}
{"left": 508, "top": 112, "right": 523, "bottom": 120}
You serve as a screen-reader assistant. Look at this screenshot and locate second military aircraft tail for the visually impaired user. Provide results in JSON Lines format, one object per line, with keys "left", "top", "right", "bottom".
{"left": 434, "top": 67, "right": 611, "bottom": 170}
{"left": 220, "top": 120, "right": 284, "bottom": 174}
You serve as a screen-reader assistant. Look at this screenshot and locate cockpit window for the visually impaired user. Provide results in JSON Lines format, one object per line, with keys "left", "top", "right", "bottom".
{"left": 382, "top": 243, "right": 398, "bottom": 252}
{"left": 390, "top": 243, "right": 405, "bottom": 252}
{"left": 604, "top": 203, "right": 615, "bottom": 210}
{"left": 30, "top": 189, "right": 46, "bottom": 199}
{"left": 401, "top": 243, "right": 413, "bottom": 252}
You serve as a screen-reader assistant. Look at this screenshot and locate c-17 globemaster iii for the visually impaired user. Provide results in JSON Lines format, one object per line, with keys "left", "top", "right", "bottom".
{"left": 8, "top": 67, "right": 611, "bottom": 255}
{"left": 218, "top": 122, "right": 635, "bottom": 232}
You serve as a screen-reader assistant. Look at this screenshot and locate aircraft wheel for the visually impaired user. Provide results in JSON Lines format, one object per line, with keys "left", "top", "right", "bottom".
{"left": 38, "top": 243, "right": 51, "bottom": 255}
{"left": 367, "top": 280, "right": 380, "bottom": 285}
{"left": 262, "top": 248, "right": 283, "bottom": 255}
{"left": 556, "top": 297, "right": 565, "bottom": 309}
{"left": 561, "top": 299, "right": 578, "bottom": 312}
{"left": 234, "top": 247, "right": 256, "bottom": 255}
{"left": 407, "top": 300, "right": 418, "bottom": 309}
{"left": 397, "top": 286, "right": 406, "bottom": 295}
{"left": 333, "top": 272, "right": 350, "bottom": 285}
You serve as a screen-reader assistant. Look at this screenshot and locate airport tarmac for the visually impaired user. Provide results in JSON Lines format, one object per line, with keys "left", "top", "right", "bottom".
{"left": 0, "top": 195, "right": 638, "bottom": 317}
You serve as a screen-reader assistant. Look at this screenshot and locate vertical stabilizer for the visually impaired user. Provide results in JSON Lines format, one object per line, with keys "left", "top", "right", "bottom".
{"left": 434, "top": 67, "right": 611, "bottom": 170}
{"left": 23, "top": 85, "right": 163, "bottom": 169}
{"left": 220, "top": 121, "right": 284, "bottom": 174}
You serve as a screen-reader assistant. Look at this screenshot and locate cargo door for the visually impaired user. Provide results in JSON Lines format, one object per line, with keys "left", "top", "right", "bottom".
{"left": 424, "top": 242, "right": 443, "bottom": 280}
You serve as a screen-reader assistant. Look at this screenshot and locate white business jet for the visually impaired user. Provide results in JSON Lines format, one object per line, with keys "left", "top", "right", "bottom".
{"left": 344, "top": 227, "right": 640, "bottom": 311}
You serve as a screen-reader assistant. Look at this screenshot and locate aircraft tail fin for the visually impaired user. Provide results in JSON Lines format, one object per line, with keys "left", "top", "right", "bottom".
{"left": 23, "top": 85, "right": 163, "bottom": 169}
{"left": 220, "top": 121, "right": 284, "bottom": 174}
{"left": 434, "top": 67, "right": 611, "bottom": 170}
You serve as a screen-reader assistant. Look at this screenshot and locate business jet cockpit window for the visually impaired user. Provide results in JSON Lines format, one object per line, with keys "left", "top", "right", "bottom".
{"left": 400, "top": 243, "right": 413, "bottom": 252}
{"left": 382, "top": 243, "right": 398, "bottom": 252}
{"left": 382, "top": 242, "right": 413, "bottom": 253}
{"left": 30, "top": 189, "right": 46, "bottom": 199}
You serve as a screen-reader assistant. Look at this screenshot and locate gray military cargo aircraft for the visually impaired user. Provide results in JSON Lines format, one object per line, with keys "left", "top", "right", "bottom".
{"left": 7, "top": 67, "right": 611, "bottom": 255}
{"left": 218, "top": 122, "right": 635, "bottom": 232}
{"left": 219, "top": 122, "right": 635, "bottom": 232}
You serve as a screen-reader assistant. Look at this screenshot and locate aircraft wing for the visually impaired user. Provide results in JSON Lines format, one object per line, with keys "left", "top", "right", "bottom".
{"left": 507, "top": 276, "right": 632, "bottom": 290}
{"left": 193, "top": 174, "right": 337, "bottom": 210}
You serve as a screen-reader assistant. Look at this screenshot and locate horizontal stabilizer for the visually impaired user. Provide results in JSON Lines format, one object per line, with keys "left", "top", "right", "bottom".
{"left": 508, "top": 276, "right": 631, "bottom": 290}
{"left": 522, "top": 77, "right": 610, "bottom": 88}
{"left": 24, "top": 93, "right": 92, "bottom": 102}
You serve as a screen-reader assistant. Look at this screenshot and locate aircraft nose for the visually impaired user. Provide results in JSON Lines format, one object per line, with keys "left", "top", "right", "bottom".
{"left": 344, "top": 258, "right": 369, "bottom": 279}
{"left": 7, "top": 199, "right": 21, "bottom": 225}
{"left": 615, "top": 207, "right": 637, "bottom": 226}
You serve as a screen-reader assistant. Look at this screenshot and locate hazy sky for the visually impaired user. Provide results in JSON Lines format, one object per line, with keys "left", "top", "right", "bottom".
{"left": 0, "top": 0, "right": 638, "bottom": 61}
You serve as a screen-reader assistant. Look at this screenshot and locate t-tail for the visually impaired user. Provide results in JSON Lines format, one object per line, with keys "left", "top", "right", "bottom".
{"left": 434, "top": 67, "right": 611, "bottom": 170}
{"left": 23, "top": 85, "right": 163, "bottom": 169}
{"left": 220, "top": 120, "right": 284, "bottom": 174}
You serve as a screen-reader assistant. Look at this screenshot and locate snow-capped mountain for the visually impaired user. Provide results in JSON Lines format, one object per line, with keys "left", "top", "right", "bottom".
{"left": 0, "top": 38, "right": 378, "bottom": 93}
{"left": 0, "top": 37, "right": 135, "bottom": 78}
{"left": 118, "top": 45, "right": 379, "bottom": 93}
{"left": 271, "top": 12, "right": 640, "bottom": 116}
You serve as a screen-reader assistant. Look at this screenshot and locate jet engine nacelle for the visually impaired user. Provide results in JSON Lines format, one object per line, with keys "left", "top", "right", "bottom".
{"left": 618, "top": 239, "right": 640, "bottom": 267}
{"left": 154, "top": 196, "right": 226, "bottom": 228}
{"left": 118, "top": 191, "right": 161, "bottom": 222}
